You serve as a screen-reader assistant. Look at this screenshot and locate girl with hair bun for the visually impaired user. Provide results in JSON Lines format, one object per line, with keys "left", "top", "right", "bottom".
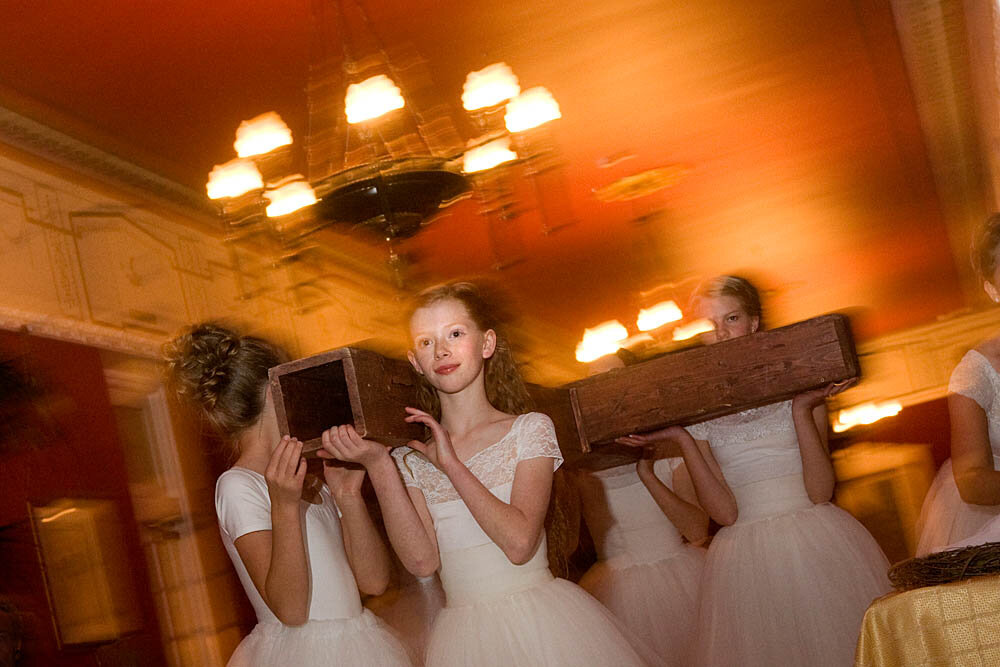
{"left": 576, "top": 353, "right": 707, "bottom": 667}
{"left": 318, "top": 282, "right": 654, "bottom": 666}
{"left": 164, "top": 323, "right": 411, "bottom": 667}
{"left": 620, "top": 276, "right": 890, "bottom": 667}
{"left": 916, "top": 213, "right": 1000, "bottom": 553}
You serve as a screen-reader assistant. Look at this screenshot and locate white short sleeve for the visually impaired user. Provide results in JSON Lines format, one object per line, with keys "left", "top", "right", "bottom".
{"left": 391, "top": 447, "right": 421, "bottom": 488}
{"left": 950, "top": 350, "right": 996, "bottom": 413}
{"left": 215, "top": 468, "right": 272, "bottom": 541}
{"left": 515, "top": 412, "right": 563, "bottom": 472}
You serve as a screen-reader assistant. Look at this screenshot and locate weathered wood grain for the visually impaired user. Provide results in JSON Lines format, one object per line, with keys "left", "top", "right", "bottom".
{"left": 568, "top": 314, "right": 859, "bottom": 455}
{"left": 268, "top": 347, "right": 423, "bottom": 454}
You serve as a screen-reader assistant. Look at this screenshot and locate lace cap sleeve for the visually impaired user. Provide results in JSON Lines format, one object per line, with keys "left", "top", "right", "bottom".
{"left": 686, "top": 421, "right": 709, "bottom": 442}
{"left": 215, "top": 468, "right": 271, "bottom": 540}
{"left": 390, "top": 446, "right": 421, "bottom": 488}
{"left": 514, "top": 412, "right": 563, "bottom": 472}
{"left": 950, "top": 350, "right": 997, "bottom": 413}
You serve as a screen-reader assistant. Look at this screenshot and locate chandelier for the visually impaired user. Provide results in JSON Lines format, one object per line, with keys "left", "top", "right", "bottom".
{"left": 205, "top": 0, "right": 564, "bottom": 287}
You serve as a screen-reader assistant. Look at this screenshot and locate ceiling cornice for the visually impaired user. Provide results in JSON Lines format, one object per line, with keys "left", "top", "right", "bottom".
{"left": 0, "top": 103, "right": 217, "bottom": 222}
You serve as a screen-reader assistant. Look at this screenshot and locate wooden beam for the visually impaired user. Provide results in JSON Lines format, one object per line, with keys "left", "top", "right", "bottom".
{"left": 569, "top": 314, "right": 859, "bottom": 460}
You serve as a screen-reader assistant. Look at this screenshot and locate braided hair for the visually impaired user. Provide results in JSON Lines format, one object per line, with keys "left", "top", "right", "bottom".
{"left": 163, "top": 322, "right": 283, "bottom": 450}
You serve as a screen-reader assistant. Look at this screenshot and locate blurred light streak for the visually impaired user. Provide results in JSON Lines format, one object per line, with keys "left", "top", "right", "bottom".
{"left": 637, "top": 300, "right": 683, "bottom": 331}
{"left": 575, "top": 320, "right": 628, "bottom": 362}
{"left": 833, "top": 401, "right": 903, "bottom": 433}
{"left": 672, "top": 318, "right": 713, "bottom": 341}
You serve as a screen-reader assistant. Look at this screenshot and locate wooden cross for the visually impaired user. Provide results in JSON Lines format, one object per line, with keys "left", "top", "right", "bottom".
{"left": 269, "top": 314, "right": 859, "bottom": 470}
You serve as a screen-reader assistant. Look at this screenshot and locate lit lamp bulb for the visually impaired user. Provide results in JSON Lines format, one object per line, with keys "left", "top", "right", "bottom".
{"left": 234, "top": 112, "right": 293, "bottom": 157}
{"left": 672, "top": 318, "right": 714, "bottom": 342}
{"left": 575, "top": 320, "right": 629, "bottom": 363}
{"left": 345, "top": 74, "right": 405, "bottom": 124}
{"left": 206, "top": 158, "right": 264, "bottom": 199}
{"left": 463, "top": 137, "right": 518, "bottom": 173}
{"left": 462, "top": 63, "right": 520, "bottom": 111}
{"left": 264, "top": 177, "right": 317, "bottom": 217}
{"left": 505, "top": 86, "right": 561, "bottom": 132}
{"left": 637, "top": 300, "right": 683, "bottom": 332}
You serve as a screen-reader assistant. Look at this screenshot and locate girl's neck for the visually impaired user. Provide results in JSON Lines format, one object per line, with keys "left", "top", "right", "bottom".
{"left": 233, "top": 419, "right": 272, "bottom": 474}
{"left": 438, "top": 381, "right": 506, "bottom": 438}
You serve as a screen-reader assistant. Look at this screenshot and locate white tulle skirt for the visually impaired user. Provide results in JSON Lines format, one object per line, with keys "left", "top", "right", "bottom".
{"left": 915, "top": 458, "right": 1000, "bottom": 555}
{"left": 579, "top": 546, "right": 704, "bottom": 666}
{"left": 427, "top": 576, "right": 653, "bottom": 666}
{"left": 695, "top": 499, "right": 890, "bottom": 667}
{"left": 227, "top": 608, "right": 412, "bottom": 667}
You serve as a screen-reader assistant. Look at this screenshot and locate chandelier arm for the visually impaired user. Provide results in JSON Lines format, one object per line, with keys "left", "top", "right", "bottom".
{"left": 348, "top": 0, "right": 438, "bottom": 156}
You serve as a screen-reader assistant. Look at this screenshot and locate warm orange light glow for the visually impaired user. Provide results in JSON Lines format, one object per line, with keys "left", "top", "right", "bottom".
{"left": 345, "top": 75, "right": 405, "bottom": 124}
{"left": 463, "top": 137, "right": 518, "bottom": 173}
{"left": 264, "top": 177, "right": 317, "bottom": 217}
{"left": 575, "top": 320, "right": 629, "bottom": 363}
{"left": 833, "top": 401, "right": 903, "bottom": 433}
{"left": 462, "top": 63, "right": 520, "bottom": 111}
{"left": 234, "top": 112, "right": 293, "bottom": 158}
{"left": 637, "top": 300, "right": 683, "bottom": 331}
{"left": 672, "top": 318, "right": 714, "bottom": 341}
{"left": 505, "top": 86, "right": 561, "bottom": 132}
{"left": 206, "top": 158, "right": 264, "bottom": 199}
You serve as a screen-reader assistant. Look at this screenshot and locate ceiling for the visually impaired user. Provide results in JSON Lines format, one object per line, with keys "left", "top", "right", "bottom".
{"left": 0, "top": 0, "right": 988, "bottom": 369}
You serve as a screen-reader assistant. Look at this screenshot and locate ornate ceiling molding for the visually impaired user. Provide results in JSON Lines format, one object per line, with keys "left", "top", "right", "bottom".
{"left": 0, "top": 103, "right": 215, "bottom": 220}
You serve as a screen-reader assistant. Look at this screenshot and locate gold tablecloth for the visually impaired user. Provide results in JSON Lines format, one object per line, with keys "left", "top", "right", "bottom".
{"left": 855, "top": 574, "right": 1000, "bottom": 666}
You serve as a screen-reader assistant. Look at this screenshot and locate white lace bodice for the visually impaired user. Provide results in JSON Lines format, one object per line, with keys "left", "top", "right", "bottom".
{"left": 687, "top": 400, "right": 815, "bottom": 522}
{"left": 391, "top": 412, "right": 563, "bottom": 506}
{"left": 950, "top": 350, "right": 1000, "bottom": 465}
{"left": 577, "top": 459, "right": 686, "bottom": 563}
{"left": 391, "top": 412, "right": 563, "bottom": 605}
{"left": 686, "top": 400, "right": 802, "bottom": 488}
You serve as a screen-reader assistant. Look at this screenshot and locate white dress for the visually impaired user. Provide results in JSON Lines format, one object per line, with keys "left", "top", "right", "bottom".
{"left": 215, "top": 467, "right": 412, "bottom": 666}
{"left": 576, "top": 459, "right": 704, "bottom": 667}
{"left": 686, "top": 401, "right": 890, "bottom": 667}
{"left": 915, "top": 350, "right": 1000, "bottom": 555}
{"left": 391, "top": 412, "right": 652, "bottom": 667}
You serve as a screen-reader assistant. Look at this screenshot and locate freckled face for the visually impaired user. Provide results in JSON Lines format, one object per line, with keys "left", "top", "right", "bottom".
{"left": 407, "top": 299, "right": 496, "bottom": 394}
{"left": 696, "top": 294, "right": 759, "bottom": 344}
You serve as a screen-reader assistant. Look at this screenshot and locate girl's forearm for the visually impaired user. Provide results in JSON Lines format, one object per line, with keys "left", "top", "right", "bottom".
{"left": 335, "top": 493, "right": 392, "bottom": 596}
{"left": 792, "top": 408, "right": 836, "bottom": 503}
{"left": 954, "top": 466, "right": 1000, "bottom": 504}
{"left": 637, "top": 467, "right": 709, "bottom": 543}
{"left": 366, "top": 454, "right": 440, "bottom": 576}
{"left": 679, "top": 439, "right": 738, "bottom": 525}
{"left": 265, "top": 503, "right": 310, "bottom": 625}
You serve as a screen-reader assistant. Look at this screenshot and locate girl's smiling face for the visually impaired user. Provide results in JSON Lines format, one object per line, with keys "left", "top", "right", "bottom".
{"left": 696, "top": 294, "right": 759, "bottom": 344}
{"left": 407, "top": 298, "right": 496, "bottom": 394}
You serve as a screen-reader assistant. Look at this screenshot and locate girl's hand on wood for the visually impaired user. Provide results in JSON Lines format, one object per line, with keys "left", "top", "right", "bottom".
{"left": 793, "top": 378, "right": 858, "bottom": 412}
{"left": 317, "top": 424, "right": 388, "bottom": 469}
{"left": 403, "top": 407, "right": 458, "bottom": 472}
{"left": 265, "top": 436, "right": 307, "bottom": 508}
{"left": 616, "top": 425, "right": 692, "bottom": 448}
